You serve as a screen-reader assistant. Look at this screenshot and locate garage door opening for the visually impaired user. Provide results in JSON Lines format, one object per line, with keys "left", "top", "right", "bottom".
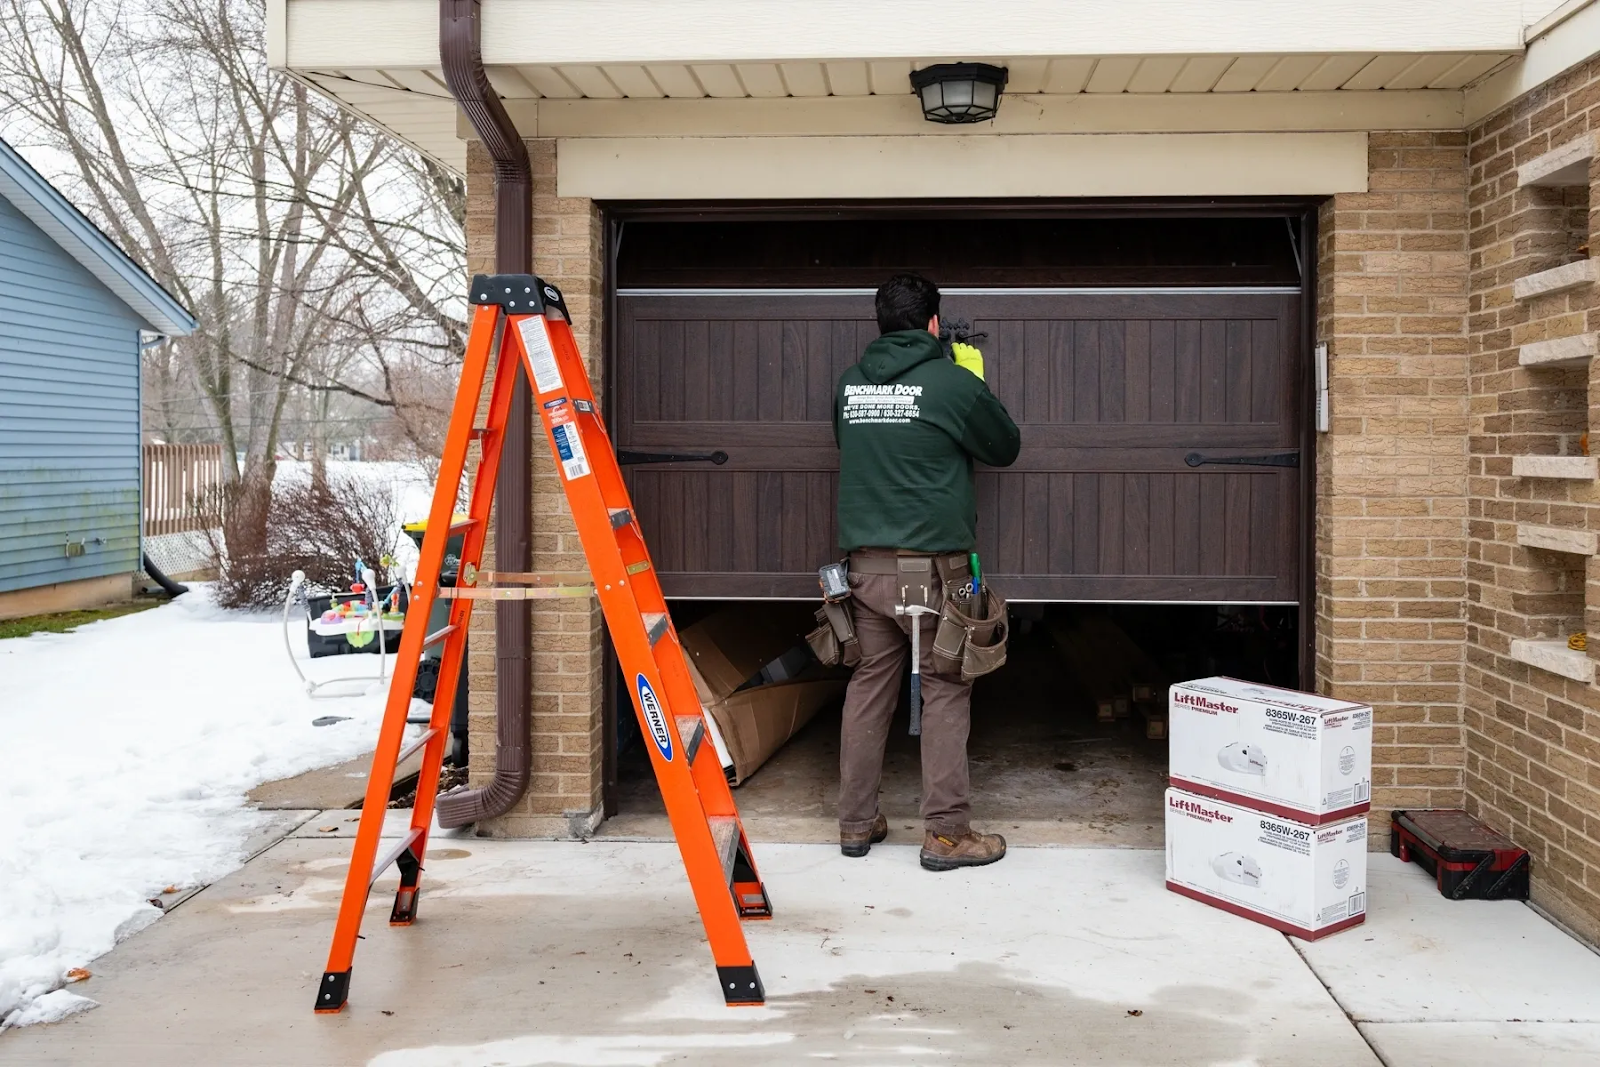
{"left": 601, "top": 206, "right": 1313, "bottom": 839}
{"left": 612, "top": 599, "right": 1298, "bottom": 845}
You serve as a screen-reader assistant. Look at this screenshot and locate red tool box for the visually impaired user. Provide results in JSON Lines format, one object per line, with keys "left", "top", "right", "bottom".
{"left": 1390, "top": 809, "right": 1530, "bottom": 901}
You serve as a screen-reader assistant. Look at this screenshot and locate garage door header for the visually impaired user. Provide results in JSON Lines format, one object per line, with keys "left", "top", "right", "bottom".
{"left": 559, "top": 132, "right": 1368, "bottom": 200}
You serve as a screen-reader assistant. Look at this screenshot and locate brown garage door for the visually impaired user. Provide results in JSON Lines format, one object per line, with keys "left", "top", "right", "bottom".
{"left": 615, "top": 288, "right": 1301, "bottom": 602}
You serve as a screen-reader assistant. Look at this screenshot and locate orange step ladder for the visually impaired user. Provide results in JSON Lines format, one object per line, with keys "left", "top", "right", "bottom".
{"left": 313, "top": 274, "right": 771, "bottom": 1013}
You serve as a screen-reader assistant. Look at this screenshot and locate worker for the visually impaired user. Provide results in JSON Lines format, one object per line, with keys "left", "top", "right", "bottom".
{"left": 832, "top": 273, "right": 1021, "bottom": 870}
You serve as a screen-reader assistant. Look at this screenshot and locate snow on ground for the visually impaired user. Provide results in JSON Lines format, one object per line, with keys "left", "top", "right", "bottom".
{"left": 0, "top": 583, "right": 417, "bottom": 1030}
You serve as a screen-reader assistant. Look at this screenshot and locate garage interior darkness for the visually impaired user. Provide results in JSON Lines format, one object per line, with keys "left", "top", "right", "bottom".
{"left": 603, "top": 209, "right": 1313, "bottom": 845}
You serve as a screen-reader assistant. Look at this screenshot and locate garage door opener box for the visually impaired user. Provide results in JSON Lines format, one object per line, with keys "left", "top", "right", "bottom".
{"left": 1167, "top": 676, "right": 1373, "bottom": 824}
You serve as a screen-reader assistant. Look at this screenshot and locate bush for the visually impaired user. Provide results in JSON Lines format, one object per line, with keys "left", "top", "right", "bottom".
{"left": 207, "top": 472, "right": 399, "bottom": 609}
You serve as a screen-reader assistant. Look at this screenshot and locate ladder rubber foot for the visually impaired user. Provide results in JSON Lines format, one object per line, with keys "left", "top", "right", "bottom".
{"left": 314, "top": 970, "right": 352, "bottom": 1013}
{"left": 390, "top": 849, "right": 423, "bottom": 924}
{"left": 716, "top": 964, "right": 765, "bottom": 1006}
{"left": 390, "top": 886, "right": 419, "bottom": 925}
{"left": 735, "top": 884, "right": 773, "bottom": 919}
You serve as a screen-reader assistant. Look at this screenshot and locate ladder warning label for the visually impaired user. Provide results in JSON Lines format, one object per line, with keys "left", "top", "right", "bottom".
{"left": 550, "top": 421, "right": 590, "bottom": 480}
{"left": 517, "top": 316, "right": 564, "bottom": 395}
{"left": 636, "top": 674, "right": 673, "bottom": 762}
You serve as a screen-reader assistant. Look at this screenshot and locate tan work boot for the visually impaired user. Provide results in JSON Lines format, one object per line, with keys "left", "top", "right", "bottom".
{"left": 840, "top": 813, "right": 889, "bottom": 858}
{"left": 920, "top": 829, "right": 1007, "bottom": 871}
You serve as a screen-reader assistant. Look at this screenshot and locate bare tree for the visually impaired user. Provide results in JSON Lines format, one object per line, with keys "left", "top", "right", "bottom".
{"left": 0, "top": 0, "right": 466, "bottom": 515}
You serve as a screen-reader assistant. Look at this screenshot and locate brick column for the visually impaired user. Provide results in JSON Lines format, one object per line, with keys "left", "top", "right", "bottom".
{"left": 1316, "top": 132, "right": 1472, "bottom": 838}
{"left": 1464, "top": 55, "right": 1600, "bottom": 943}
{"left": 463, "top": 139, "right": 607, "bottom": 837}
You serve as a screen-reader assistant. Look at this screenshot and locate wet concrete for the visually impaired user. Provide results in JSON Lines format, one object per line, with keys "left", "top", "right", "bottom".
{"left": 0, "top": 840, "right": 1379, "bottom": 1067}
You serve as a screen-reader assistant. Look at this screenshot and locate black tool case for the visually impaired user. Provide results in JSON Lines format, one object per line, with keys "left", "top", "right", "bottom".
{"left": 1390, "top": 809, "right": 1530, "bottom": 901}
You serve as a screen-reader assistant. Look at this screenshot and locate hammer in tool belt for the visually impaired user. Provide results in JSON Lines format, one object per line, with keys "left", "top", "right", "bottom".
{"left": 894, "top": 601, "right": 939, "bottom": 738}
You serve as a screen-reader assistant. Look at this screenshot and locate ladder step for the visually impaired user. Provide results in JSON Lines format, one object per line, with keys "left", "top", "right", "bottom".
{"left": 643, "top": 612, "right": 670, "bottom": 646}
{"left": 675, "top": 715, "right": 705, "bottom": 765}
{"left": 369, "top": 828, "right": 424, "bottom": 888}
{"left": 709, "top": 816, "right": 740, "bottom": 885}
{"left": 608, "top": 507, "right": 633, "bottom": 529}
{"left": 395, "top": 728, "right": 438, "bottom": 766}
{"left": 422, "top": 624, "right": 459, "bottom": 649}
{"left": 448, "top": 517, "right": 481, "bottom": 535}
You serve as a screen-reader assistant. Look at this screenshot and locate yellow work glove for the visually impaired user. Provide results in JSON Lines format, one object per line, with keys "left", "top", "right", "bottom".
{"left": 951, "top": 341, "right": 985, "bottom": 381}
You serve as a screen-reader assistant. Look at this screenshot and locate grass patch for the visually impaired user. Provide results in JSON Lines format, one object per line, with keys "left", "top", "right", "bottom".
{"left": 0, "top": 599, "right": 164, "bottom": 640}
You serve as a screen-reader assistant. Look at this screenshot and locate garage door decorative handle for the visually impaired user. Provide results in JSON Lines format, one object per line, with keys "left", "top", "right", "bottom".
{"left": 617, "top": 449, "right": 730, "bottom": 466}
{"left": 1184, "top": 450, "right": 1300, "bottom": 468}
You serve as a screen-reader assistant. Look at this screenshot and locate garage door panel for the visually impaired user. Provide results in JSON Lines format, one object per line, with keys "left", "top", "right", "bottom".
{"left": 972, "top": 313, "right": 1287, "bottom": 430}
{"left": 633, "top": 467, "right": 840, "bottom": 596}
{"left": 618, "top": 290, "right": 1300, "bottom": 602}
{"left": 967, "top": 466, "right": 1292, "bottom": 595}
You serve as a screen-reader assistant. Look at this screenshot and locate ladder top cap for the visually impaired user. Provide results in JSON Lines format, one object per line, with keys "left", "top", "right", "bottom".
{"left": 469, "top": 273, "right": 568, "bottom": 317}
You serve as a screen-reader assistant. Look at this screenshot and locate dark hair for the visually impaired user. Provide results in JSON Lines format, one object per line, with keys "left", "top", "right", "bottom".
{"left": 875, "top": 273, "right": 940, "bottom": 335}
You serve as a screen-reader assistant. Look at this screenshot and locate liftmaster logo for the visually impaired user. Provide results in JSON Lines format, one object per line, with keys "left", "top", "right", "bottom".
{"left": 635, "top": 674, "right": 673, "bottom": 762}
{"left": 1172, "top": 692, "right": 1240, "bottom": 715}
{"left": 1169, "top": 795, "right": 1233, "bottom": 822}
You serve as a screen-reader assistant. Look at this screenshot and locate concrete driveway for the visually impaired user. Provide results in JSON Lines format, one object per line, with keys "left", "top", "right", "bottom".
{"left": 2, "top": 819, "right": 1596, "bottom": 1066}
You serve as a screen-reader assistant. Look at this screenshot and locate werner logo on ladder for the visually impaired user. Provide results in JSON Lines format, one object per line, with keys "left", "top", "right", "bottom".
{"left": 313, "top": 274, "right": 772, "bottom": 1014}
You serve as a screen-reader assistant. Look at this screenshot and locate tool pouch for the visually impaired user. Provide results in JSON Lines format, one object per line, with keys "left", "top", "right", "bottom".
{"left": 931, "top": 609, "right": 967, "bottom": 676}
{"left": 937, "top": 585, "right": 1009, "bottom": 682}
{"left": 807, "top": 600, "right": 861, "bottom": 668}
{"left": 929, "top": 553, "right": 976, "bottom": 676}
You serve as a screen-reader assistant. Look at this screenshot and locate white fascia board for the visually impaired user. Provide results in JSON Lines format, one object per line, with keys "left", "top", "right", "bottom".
{"left": 507, "top": 89, "right": 1462, "bottom": 140}
{"left": 555, "top": 131, "right": 1369, "bottom": 200}
{"left": 285, "top": 0, "right": 1525, "bottom": 69}
{"left": 266, "top": 0, "right": 287, "bottom": 68}
{"left": 1465, "top": 0, "right": 1600, "bottom": 124}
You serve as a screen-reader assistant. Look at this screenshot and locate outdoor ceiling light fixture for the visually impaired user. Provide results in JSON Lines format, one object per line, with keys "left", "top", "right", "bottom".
{"left": 909, "top": 62, "right": 1009, "bottom": 124}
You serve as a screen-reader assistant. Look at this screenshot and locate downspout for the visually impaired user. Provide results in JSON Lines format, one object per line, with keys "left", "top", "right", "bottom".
{"left": 436, "top": 0, "right": 533, "bottom": 828}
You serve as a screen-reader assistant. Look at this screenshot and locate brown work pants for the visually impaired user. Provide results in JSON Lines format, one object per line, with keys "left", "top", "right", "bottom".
{"left": 837, "top": 559, "right": 972, "bottom": 837}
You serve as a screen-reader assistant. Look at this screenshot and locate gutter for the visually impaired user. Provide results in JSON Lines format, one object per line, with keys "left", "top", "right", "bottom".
{"left": 435, "top": 0, "right": 533, "bottom": 828}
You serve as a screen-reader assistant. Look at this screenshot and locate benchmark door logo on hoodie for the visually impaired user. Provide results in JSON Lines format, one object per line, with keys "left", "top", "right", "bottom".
{"left": 842, "top": 383, "right": 923, "bottom": 424}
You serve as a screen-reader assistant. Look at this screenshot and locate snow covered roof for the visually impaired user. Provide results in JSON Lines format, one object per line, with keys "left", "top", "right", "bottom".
{"left": 0, "top": 136, "right": 196, "bottom": 337}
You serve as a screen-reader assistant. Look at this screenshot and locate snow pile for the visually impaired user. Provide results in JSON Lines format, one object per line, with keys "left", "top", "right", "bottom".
{"left": 0, "top": 588, "right": 397, "bottom": 1029}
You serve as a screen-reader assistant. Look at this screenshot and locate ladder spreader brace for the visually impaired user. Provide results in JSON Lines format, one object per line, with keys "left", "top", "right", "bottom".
{"left": 313, "top": 274, "right": 771, "bottom": 1014}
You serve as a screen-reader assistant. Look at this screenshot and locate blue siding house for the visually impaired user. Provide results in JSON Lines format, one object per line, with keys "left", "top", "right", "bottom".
{"left": 0, "top": 136, "right": 196, "bottom": 617}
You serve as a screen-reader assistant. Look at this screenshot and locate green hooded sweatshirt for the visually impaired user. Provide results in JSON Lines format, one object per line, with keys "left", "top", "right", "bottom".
{"left": 833, "top": 330, "right": 1021, "bottom": 553}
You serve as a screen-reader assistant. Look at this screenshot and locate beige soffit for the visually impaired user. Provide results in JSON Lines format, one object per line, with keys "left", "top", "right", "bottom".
{"left": 554, "top": 131, "right": 1369, "bottom": 200}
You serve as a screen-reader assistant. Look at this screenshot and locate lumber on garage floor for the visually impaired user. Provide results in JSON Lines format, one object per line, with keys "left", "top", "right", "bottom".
{"left": 610, "top": 624, "right": 1169, "bottom": 846}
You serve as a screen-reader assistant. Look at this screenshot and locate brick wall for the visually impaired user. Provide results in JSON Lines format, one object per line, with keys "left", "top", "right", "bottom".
{"left": 1464, "top": 54, "right": 1600, "bottom": 943}
{"left": 1315, "top": 132, "right": 1472, "bottom": 839}
{"left": 464, "top": 139, "right": 608, "bottom": 837}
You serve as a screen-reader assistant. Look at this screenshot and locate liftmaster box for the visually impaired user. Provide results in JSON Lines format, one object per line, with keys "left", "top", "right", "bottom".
{"left": 1165, "top": 788, "right": 1368, "bottom": 940}
{"left": 1168, "top": 677, "right": 1372, "bottom": 824}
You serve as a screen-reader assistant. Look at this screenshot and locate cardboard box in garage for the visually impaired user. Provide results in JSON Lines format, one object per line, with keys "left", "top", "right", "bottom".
{"left": 676, "top": 602, "right": 848, "bottom": 785}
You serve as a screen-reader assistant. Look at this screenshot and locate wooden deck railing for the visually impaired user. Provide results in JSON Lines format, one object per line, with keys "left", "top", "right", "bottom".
{"left": 142, "top": 443, "right": 226, "bottom": 536}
